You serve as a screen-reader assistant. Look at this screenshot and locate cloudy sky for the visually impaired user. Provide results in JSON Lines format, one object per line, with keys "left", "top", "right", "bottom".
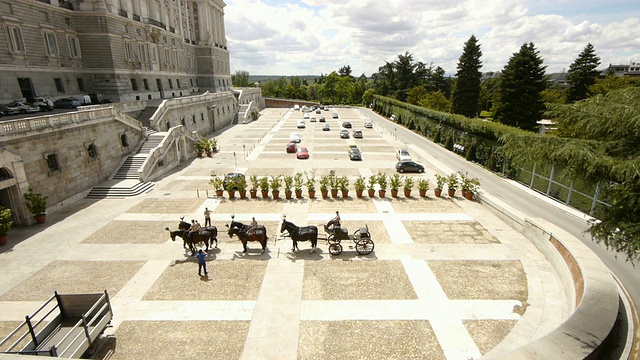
{"left": 224, "top": 0, "right": 640, "bottom": 76}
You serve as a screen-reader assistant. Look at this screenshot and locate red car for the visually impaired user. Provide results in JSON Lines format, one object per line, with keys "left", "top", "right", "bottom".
{"left": 296, "top": 146, "right": 309, "bottom": 159}
{"left": 286, "top": 142, "right": 297, "bottom": 153}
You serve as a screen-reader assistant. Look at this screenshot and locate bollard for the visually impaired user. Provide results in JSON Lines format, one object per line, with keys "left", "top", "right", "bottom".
{"left": 197, "top": 189, "right": 200, "bottom": 198}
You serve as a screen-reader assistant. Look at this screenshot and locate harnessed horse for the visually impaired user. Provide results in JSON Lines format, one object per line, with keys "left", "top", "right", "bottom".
{"left": 178, "top": 217, "right": 218, "bottom": 249}
{"left": 166, "top": 227, "right": 214, "bottom": 255}
{"left": 280, "top": 219, "right": 318, "bottom": 254}
{"left": 226, "top": 217, "right": 268, "bottom": 254}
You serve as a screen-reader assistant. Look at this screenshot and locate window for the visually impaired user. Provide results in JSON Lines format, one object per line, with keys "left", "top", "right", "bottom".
{"left": 54, "top": 78, "right": 65, "bottom": 92}
{"left": 164, "top": 48, "right": 170, "bottom": 64}
{"left": 125, "top": 41, "right": 134, "bottom": 61}
{"left": 192, "top": 114, "right": 195, "bottom": 124}
{"left": 64, "top": 17, "right": 72, "bottom": 26}
{"left": 176, "top": 78, "right": 180, "bottom": 88}
{"left": 77, "top": 78, "right": 85, "bottom": 92}
{"left": 131, "top": 78, "right": 138, "bottom": 91}
{"left": 173, "top": 50, "right": 178, "bottom": 66}
{"left": 45, "top": 153, "right": 61, "bottom": 172}
{"left": 151, "top": 46, "right": 157, "bottom": 63}
{"left": 120, "top": 133, "right": 129, "bottom": 147}
{"left": 68, "top": 35, "right": 81, "bottom": 58}
{"left": 168, "top": 79, "right": 173, "bottom": 89}
{"left": 87, "top": 144, "right": 97, "bottom": 158}
{"left": 143, "top": 78, "right": 149, "bottom": 90}
{"left": 138, "top": 43, "right": 146, "bottom": 62}
{"left": 8, "top": 25, "right": 25, "bottom": 53}
{"left": 44, "top": 31, "right": 59, "bottom": 56}
{"left": 190, "top": 79, "right": 193, "bottom": 86}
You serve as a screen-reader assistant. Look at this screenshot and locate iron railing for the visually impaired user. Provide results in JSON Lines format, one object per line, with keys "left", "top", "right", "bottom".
{"left": 118, "top": 9, "right": 128, "bottom": 18}
{"left": 133, "top": 14, "right": 141, "bottom": 22}
{"left": 145, "top": 18, "right": 166, "bottom": 30}
{"left": 59, "top": 0, "right": 74, "bottom": 10}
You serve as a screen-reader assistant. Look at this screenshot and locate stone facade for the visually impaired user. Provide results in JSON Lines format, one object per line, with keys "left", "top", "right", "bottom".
{"left": 151, "top": 91, "right": 237, "bottom": 133}
{"left": 0, "top": 0, "right": 231, "bottom": 104}
{"left": 0, "top": 110, "right": 144, "bottom": 225}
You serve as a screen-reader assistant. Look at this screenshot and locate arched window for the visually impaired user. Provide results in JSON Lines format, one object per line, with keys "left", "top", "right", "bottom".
{"left": 120, "top": 133, "right": 129, "bottom": 147}
{"left": 87, "top": 144, "right": 97, "bottom": 158}
{"left": 0, "top": 168, "right": 13, "bottom": 180}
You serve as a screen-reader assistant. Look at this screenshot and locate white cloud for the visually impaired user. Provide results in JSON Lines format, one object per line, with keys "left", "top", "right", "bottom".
{"left": 224, "top": 0, "right": 640, "bottom": 75}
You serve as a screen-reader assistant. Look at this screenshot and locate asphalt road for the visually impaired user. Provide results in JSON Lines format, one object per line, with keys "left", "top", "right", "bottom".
{"left": 362, "top": 108, "right": 639, "bottom": 316}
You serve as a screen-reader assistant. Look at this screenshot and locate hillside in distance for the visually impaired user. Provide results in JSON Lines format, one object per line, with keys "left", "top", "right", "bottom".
{"left": 249, "top": 75, "right": 320, "bottom": 83}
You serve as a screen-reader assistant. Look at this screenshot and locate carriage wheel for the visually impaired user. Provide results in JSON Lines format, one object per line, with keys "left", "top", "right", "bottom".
{"left": 328, "top": 234, "right": 340, "bottom": 245}
{"left": 355, "top": 239, "right": 374, "bottom": 255}
{"left": 329, "top": 243, "right": 342, "bottom": 255}
{"left": 353, "top": 228, "right": 361, "bottom": 238}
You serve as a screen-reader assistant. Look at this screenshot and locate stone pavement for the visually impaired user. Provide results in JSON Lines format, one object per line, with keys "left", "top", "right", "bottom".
{"left": 0, "top": 108, "right": 568, "bottom": 359}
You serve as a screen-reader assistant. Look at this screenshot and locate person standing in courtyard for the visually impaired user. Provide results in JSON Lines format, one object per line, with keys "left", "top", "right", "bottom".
{"left": 204, "top": 207, "right": 211, "bottom": 227}
{"left": 196, "top": 249, "right": 208, "bottom": 276}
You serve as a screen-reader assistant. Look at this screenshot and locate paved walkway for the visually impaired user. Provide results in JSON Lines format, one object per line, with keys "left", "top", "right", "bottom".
{"left": 0, "top": 108, "right": 568, "bottom": 359}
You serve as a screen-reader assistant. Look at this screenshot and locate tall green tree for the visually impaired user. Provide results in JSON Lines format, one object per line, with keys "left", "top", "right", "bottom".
{"left": 451, "top": 35, "right": 483, "bottom": 118}
{"left": 494, "top": 42, "right": 547, "bottom": 131}
{"left": 566, "top": 43, "right": 601, "bottom": 102}
{"left": 501, "top": 87, "right": 640, "bottom": 260}
{"left": 589, "top": 73, "right": 640, "bottom": 96}
{"left": 231, "top": 70, "right": 251, "bottom": 87}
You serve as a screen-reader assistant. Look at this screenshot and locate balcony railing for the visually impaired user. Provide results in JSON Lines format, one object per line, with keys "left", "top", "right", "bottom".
{"left": 145, "top": 18, "right": 166, "bottom": 30}
{"left": 59, "top": 0, "right": 74, "bottom": 10}
{"left": 191, "top": 40, "right": 195, "bottom": 45}
{"left": 36, "top": 0, "right": 52, "bottom": 4}
{"left": 133, "top": 14, "right": 141, "bottom": 22}
{"left": 118, "top": 9, "right": 128, "bottom": 18}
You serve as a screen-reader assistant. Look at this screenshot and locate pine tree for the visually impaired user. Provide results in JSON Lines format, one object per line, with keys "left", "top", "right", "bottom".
{"left": 566, "top": 43, "right": 601, "bottom": 103}
{"left": 494, "top": 43, "right": 547, "bottom": 131}
{"left": 451, "top": 35, "right": 483, "bottom": 118}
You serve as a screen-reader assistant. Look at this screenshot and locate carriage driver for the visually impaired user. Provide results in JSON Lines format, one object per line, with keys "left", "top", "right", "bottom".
{"left": 188, "top": 220, "right": 201, "bottom": 240}
{"left": 326, "top": 211, "right": 341, "bottom": 229}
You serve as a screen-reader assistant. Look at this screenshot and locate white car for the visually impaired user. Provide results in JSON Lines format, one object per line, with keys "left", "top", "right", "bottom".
{"left": 364, "top": 120, "right": 373, "bottom": 128}
{"left": 290, "top": 133, "right": 301, "bottom": 143}
{"left": 396, "top": 149, "right": 411, "bottom": 161}
{"left": 297, "top": 121, "right": 306, "bottom": 129}
{"left": 303, "top": 113, "right": 310, "bottom": 119}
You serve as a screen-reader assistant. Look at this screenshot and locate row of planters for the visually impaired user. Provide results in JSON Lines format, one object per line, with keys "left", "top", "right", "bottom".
{"left": 0, "top": 189, "right": 48, "bottom": 246}
{"left": 194, "top": 137, "right": 218, "bottom": 158}
{"left": 209, "top": 171, "right": 480, "bottom": 201}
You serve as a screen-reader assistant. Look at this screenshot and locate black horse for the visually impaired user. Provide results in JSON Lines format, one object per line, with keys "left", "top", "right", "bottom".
{"left": 280, "top": 219, "right": 318, "bottom": 254}
{"left": 226, "top": 217, "right": 268, "bottom": 254}
{"left": 166, "top": 227, "right": 214, "bottom": 255}
{"left": 178, "top": 217, "right": 218, "bottom": 249}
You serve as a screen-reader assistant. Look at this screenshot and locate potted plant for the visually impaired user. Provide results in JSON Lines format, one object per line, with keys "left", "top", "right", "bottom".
{"left": 209, "top": 137, "right": 218, "bottom": 153}
{"left": 204, "top": 138, "right": 213, "bottom": 157}
{"left": 417, "top": 178, "right": 430, "bottom": 197}
{"left": 24, "top": 189, "right": 48, "bottom": 224}
{"left": 249, "top": 175, "right": 259, "bottom": 198}
{"left": 367, "top": 174, "right": 377, "bottom": 198}
{"left": 305, "top": 172, "right": 316, "bottom": 199}
{"left": 236, "top": 176, "right": 248, "bottom": 199}
{"left": 389, "top": 173, "right": 402, "bottom": 198}
{"left": 259, "top": 176, "right": 270, "bottom": 198}
{"left": 403, "top": 177, "right": 414, "bottom": 198}
{"left": 338, "top": 176, "right": 350, "bottom": 198}
{"left": 270, "top": 175, "right": 282, "bottom": 200}
{"left": 459, "top": 171, "right": 480, "bottom": 200}
{"left": 194, "top": 140, "right": 206, "bottom": 157}
{"left": 319, "top": 175, "right": 330, "bottom": 199}
{"left": 209, "top": 176, "right": 224, "bottom": 197}
{"left": 0, "top": 206, "right": 12, "bottom": 245}
{"left": 446, "top": 172, "right": 459, "bottom": 197}
{"left": 434, "top": 174, "right": 446, "bottom": 197}
{"left": 283, "top": 174, "right": 294, "bottom": 200}
{"left": 377, "top": 172, "right": 388, "bottom": 198}
{"left": 328, "top": 173, "right": 339, "bottom": 198}
{"left": 354, "top": 176, "right": 366, "bottom": 198}
{"left": 294, "top": 172, "right": 304, "bottom": 199}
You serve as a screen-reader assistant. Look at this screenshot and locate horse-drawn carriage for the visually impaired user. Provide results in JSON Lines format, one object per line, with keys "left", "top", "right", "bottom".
{"left": 279, "top": 216, "right": 374, "bottom": 256}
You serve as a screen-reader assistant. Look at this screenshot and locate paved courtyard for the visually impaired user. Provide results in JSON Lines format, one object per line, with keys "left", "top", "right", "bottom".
{"left": 0, "top": 108, "right": 568, "bottom": 359}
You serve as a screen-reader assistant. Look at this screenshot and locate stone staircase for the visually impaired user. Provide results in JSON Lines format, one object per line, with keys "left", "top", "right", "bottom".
{"left": 135, "top": 105, "right": 159, "bottom": 128}
{"left": 86, "top": 129, "right": 162, "bottom": 199}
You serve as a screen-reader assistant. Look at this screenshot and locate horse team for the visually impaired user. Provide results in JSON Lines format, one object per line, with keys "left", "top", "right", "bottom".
{"left": 165, "top": 215, "right": 319, "bottom": 256}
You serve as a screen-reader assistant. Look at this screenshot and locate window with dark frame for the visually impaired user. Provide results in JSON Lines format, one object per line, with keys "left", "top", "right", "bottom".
{"left": 77, "top": 78, "right": 85, "bottom": 92}
{"left": 54, "top": 78, "right": 65, "bottom": 92}
{"left": 143, "top": 79, "right": 149, "bottom": 90}
{"left": 131, "top": 78, "right": 138, "bottom": 91}
{"left": 87, "top": 144, "right": 97, "bottom": 158}
{"left": 120, "top": 133, "right": 128, "bottom": 147}
{"left": 45, "top": 153, "right": 60, "bottom": 172}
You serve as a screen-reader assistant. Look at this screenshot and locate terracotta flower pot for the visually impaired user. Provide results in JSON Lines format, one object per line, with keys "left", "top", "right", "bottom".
{"left": 463, "top": 191, "right": 474, "bottom": 200}
{"left": 272, "top": 191, "right": 280, "bottom": 200}
{"left": 404, "top": 190, "right": 412, "bottom": 198}
{"left": 308, "top": 190, "right": 316, "bottom": 199}
{"left": 196, "top": 151, "right": 203, "bottom": 158}
{"left": 295, "top": 189, "right": 303, "bottom": 199}
{"left": 35, "top": 214, "right": 47, "bottom": 224}
{"left": 434, "top": 188, "right": 442, "bottom": 197}
{"left": 206, "top": 151, "right": 212, "bottom": 157}
{"left": 378, "top": 190, "right": 386, "bottom": 198}
{"left": 341, "top": 190, "right": 349, "bottom": 198}
{"left": 331, "top": 189, "right": 339, "bottom": 198}
{"left": 356, "top": 189, "right": 364, "bottom": 198}
{"left": 239, "top": 190, "right": 247, "bottom": 199}
{"left": 391, "top": 189, "right": 399, "bottom": 198}
{"left": 368, "top": 189, "right": 375, "bottom": 198}
{"left": 227, "top": 190, "right": 235, "bottom": 199}
{"left": 321, "top": 190, "right": 329, "bottom": 199}
{"left": 419, "top": 189, "right": 427, "bottom": 197}
{"left": 216, "top": 190, "right": 224, "bottom": 198}
{"left": 261, "top": 190, "right": 269, "bottom": 198}
{"left": 285, "top": 190, "right": 292, "bottom": 200}
{"left": 0, "top": 235, "right": 8, "bottom": 246}
{"left": 448, "top": 189, "right": 456, "bottom": 197}
{"left": 250, "top": 190, "right": 258, "bottom": 199}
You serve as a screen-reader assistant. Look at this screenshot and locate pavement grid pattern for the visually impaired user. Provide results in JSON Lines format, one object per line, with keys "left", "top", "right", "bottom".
{"left": 0, "top": 108, "right": 569, "bottom": 359}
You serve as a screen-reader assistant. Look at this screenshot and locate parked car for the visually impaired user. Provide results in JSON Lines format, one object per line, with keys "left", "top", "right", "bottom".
{"left": 297, "top": 121, "right": 306, "bottom": 129}
{"left": 32, "top": 97, "right": 54, "bottom": 111}
{"left": 315, "top": 109, "right": 321, "bottom": 114}
{"left": 340, "top": 130, "right": 350, "bottom": 139}
{"left": 286, "top": 142, "right": 297, "bottom": 153}
{"left": 342, "top": 122, "right": 352, "bottom": 128}
{"left": 88, "top": 93, "right": 111, "bottom": 104}
{"left": 310, "top": 117, "right": 317, "bottom": 122}
{"left": 364, "top": 120, "right": 373, "bottom": 128}
{"left": 347, "top": 144, "right": 358, "bottom": 152}
{"left": 352, "top": 130, "right": 363, "bottom": 138}
{"left": 290, "top": 132, "right": 301, "bottom": 143}
{"left": 2, "top": 100, "right": 40, "bottom": 115}
{"left": 396, "top": 149, "right": 411, "bottom": 162}
{"left": 324, "top": 106, "right": 330, "bottom": 111}
{"left": 322, "top": 124, "right": 330, "bottom": 131}
{"left": 395, "top": 161, "right": 424, "bottom": 173}
{"left": 332, "top": 112, "right": 339, "bottom": 119}
{"left": 223, "top": 173, "right": 245, "bottom": 190}
{"left": 319, "top": 117, "right": 326, "bottom": 122}
{"left": 349, "top": 148, "right": 362, "bottom": 161}
{"left": 303, "top": 113, "right": 310, "bottom": 119}
{"left": 296, "top": 146, "right": 309, "bottom": 159}
{"left": 54, "top": 98, "right": 81, "bottom": 109}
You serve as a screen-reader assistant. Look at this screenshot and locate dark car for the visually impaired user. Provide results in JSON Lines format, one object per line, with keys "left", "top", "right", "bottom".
{"left": 223, "top": 172, "right": 245, "bottom": 190}
{"left": 340, "top": 129, "right": 350, "bottom": 139}
{"left": 349, "top": 148, "right": 362, "bottom": 161}
{"left": 286, "top": 142, "right": 297, "bottom": 153}
{"left": 342, "top": 122, "right": 352, "bottom": 128}
{"left": 395, "top": 161, "right": 424, "bottom": 173}
{"left": 352, "top": 130, "right": 363, "bottom": 138}
{"left": 319, "top": 117, "right": 326, "bottom": 122}
{"left": 322, "top": 124, "right": 330, "bottom": 131}
{"left": 54, "top": 98, "right": 81, "bottom": 109}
